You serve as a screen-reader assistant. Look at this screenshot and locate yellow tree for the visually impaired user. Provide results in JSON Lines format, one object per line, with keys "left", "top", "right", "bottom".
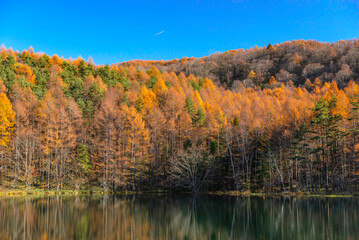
{"left": 163, "top": 86, "right": 186, "bottom": 160}
{"left": 120, "top": 105, "right": 149, "bottom": 190}
{"left": 153, "top": 76, "right": 168, "bottom": 96}
{"left": 269, "top": 76, "right": 277, "bottom": 86}
{"left": 248, "top": 70, "right": 256, "bottom": 79}
{"left": 0, "top": 79, "right": 15, "bottom": 185}
{"left": 137, "top": 86, "right": 158, "bottom": 116}
{"left": 16, "top": 64, "right": 36, "bottom": 84}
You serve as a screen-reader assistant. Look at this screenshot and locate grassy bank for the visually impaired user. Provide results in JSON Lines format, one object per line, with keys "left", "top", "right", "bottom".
{"left": 0, "top": 187, "right": 170, "bottom": 197}
{"left": 0, "top": 188, "right": 95, "bottom": 196}
{"left": 1, "top": 187, "right": 359, "bottom": 198}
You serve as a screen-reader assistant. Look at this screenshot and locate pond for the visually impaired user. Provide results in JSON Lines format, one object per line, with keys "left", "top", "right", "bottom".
{"left": 0, "top": 195, "right": 358, "bottom": 239}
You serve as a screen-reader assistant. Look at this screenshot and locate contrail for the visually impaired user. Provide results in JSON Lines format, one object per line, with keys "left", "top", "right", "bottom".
{"left": 154, "top": 30, "right": 165, "bottom": 36}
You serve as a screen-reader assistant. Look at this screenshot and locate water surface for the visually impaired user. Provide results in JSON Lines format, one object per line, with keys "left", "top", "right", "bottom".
{"left": 0, "top": 195, "right": 358, "bottom": 239}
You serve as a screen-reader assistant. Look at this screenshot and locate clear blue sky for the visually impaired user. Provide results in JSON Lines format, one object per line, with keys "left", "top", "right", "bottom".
{"left": 0, "top": 0, "right": 358, "bottom": 65}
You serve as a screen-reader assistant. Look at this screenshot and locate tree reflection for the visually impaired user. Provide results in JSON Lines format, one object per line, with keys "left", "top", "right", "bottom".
{"left": 0, "top": 195, "right": 358, "bottom": 239}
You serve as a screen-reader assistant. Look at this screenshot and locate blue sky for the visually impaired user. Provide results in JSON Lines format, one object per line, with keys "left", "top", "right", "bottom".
{"left": 0, "top": 0, "right": 358, "bottom": 65}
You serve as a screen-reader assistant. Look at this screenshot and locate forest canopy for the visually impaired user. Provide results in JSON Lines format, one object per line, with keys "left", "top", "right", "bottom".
{"left": 123, "top": 39, "right": 359, "bottom": 90}
{"left": 0, "top": 40, "right": 359, "bottom": 192}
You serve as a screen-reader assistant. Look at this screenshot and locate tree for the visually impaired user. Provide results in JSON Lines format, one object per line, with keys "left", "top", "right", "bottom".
{"left": 269, "top": 76, "right": 277, "bottom": 86}
{"left": 147, "top": 106, "right": 166, "bottom": 188}
{"left": 3, "top": 40, "right": 359, "bottom": 193}
{"left": 120, "top": 105, "right": 149, "bottom": 190}
{"left": 170, "top": 148, "right": 214, "bottom": 192}
{"left": 10, "top": 83, "right": 39, "bottom": 189}
{"left": 91, "top": 87, "right": 120, "bottom": 190}
{"left": 309, "top": 96, "right": 345, "bottom": 191}
{"left": 75, "top": 144, "right": 91, "bottom": 189}
{"left": 193, "top": 108, "right": 205, "bottom": 126}
{"left": 184, "top": 97, "right": 195, "bottom": 116}
{"left": 0, "top": 80, "right": 15, "bottom": 185}
{"left": 16, "top": 64, "right": 36, "bottom": 84}
{"left": 37, "top": 91, "right": 77, "bottom": 189}
{"left": 288, "top": 123, "right": 311, "bottom": 191}
{"left": 267, "top": 43, "right": 276, "bottom": 52}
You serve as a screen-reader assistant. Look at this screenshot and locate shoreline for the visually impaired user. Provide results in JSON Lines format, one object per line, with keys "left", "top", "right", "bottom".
{"left": 1, "top": 188, "right": 359, "bottom": 198}
{"left": 208, "top": 190, "right": 359, "bottom": 198}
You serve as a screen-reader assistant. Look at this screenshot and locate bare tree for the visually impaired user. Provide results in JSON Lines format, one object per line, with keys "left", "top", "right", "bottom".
{"left": 275, "top": 69, "right": 297, "bottom": 83}
{"left": 335, "top": 64, "right": 353, "bottom": 87}
{"left": 170, "top": 148, "right": 214, "bottom": 192}
{"left": 302, "top": 63, "right": 325, "bottom": 80}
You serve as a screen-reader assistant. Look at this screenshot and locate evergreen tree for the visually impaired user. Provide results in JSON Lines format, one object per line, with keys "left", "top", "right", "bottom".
{"left": 184, "top": 97, "right": 195, "bottom": 116}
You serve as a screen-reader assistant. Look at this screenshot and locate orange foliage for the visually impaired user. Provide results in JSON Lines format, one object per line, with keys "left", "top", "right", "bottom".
{"left": 16, "top": 64, "right": 36, "bottom": 84}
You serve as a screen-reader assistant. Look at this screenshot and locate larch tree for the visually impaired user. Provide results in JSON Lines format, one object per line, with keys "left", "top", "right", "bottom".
{"left": 37, "top": 90, "right": 76, "bottom": 189}
{"left": 120, "top": 105, "right": 149, "bottom": 190}
{"left": 10, "top": 83, "right": 39, "bottom": 189}
{"left": 91, "top": 87, "right": 120, "bottom": 190}
{"left": 0, "top": 79, "right": 15, "bottom": 185}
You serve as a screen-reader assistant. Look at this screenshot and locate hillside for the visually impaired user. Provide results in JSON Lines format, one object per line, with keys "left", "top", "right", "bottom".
{"left": 0, "top": 42, "right": 359, "bottom": 193}
{"left": 122, "top": 39, "right": 359, "bottom": 90}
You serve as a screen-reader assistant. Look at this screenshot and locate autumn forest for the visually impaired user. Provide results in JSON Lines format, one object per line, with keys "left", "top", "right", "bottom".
{"left": 1, "top": 40, "right": 359, "bottom": 193}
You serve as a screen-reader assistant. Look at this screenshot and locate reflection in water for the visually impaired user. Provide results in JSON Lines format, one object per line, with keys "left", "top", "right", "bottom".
{"left": 0, "top": 195, "right": 358, "bottom": 240}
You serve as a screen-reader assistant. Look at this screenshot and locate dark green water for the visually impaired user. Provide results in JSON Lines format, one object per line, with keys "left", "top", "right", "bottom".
{"left": 0, "top": 195, "right": 358, "bottom": 240}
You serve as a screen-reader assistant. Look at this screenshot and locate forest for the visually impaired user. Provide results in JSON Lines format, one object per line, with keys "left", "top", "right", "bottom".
{"left": 124, "top": 39, "right": 359, "bottom": 90}
{"left": 0, "top": 40, "right": 359, "bottom": 193}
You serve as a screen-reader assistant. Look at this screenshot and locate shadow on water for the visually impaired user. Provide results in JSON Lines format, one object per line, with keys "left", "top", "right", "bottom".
{"left": 0, "top": 194, "right": 358, "bottom": 240}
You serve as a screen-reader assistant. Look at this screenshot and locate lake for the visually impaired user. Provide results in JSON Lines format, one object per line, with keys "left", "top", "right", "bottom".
{"left": 0, "top": 195, "right": 358, "bottom": 239}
